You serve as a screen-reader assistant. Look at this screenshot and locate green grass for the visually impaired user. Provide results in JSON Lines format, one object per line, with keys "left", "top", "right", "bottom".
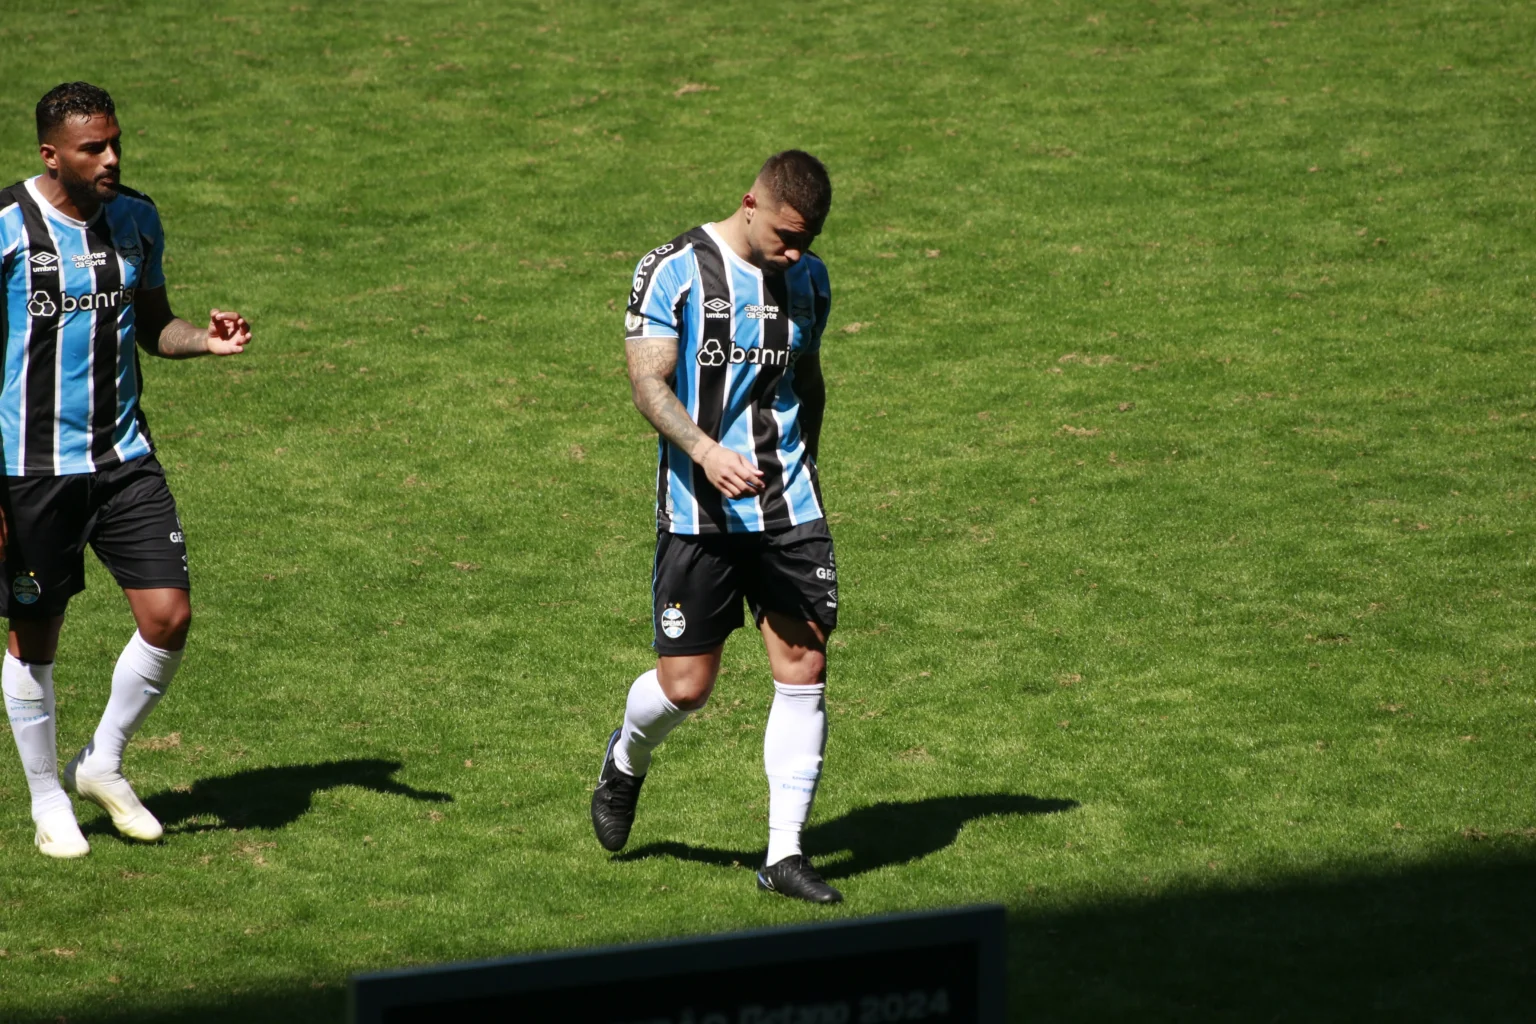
{"left": 1, "top": 0, "right": 1533, "bottom": 1019}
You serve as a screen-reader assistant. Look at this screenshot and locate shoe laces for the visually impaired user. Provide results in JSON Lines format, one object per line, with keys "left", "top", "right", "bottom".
{"left": 603, "top": 770, "right": 641, "bottom": 801}
{"left": 784, "top": 855, "right": 824, "bottom": 882}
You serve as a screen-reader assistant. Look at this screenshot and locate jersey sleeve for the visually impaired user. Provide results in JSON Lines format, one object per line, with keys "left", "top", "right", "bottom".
{"left": 805, "top": 256, "right": 832, "bottom": 356}
{"left": 139, "top": 202, "right": 167, "bottom": 290}
{"left": 624, "top": 242, "right": 691, "bottom": 341}
{"left": 0, "top": 200, "right": 22, "bottom": 263}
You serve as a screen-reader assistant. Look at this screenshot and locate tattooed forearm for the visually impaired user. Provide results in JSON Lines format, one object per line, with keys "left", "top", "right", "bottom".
{"left": 635, "top": 377, "right": 711, "bottom": 458}
{"left": 155, "top": 318, "right": 209, "bottom": 359}
{"left": 626, "top": 336, "right": 712, "bottom": 461}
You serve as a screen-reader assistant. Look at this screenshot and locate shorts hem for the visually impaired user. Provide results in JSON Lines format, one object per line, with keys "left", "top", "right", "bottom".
{"left": 750, "top": 603, "right": 837, "bottom": 634}
{"left": 111, "top": 578, "right": 190, "bottom": 592}
{"left": 653, "top": 636, "right": 732, "bottom": 657}
{"left": 5, "top": 602, "right": 74, "bottom": 620}
{"left": 2, "top": 580, "right": 84, "bottom": 619}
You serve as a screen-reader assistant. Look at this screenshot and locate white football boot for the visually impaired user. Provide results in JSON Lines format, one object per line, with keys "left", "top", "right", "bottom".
{"left": 34, "top": 805, "right": 90, "bottom": 858}
{"left": 64, "top": 750, "right": 163, "bottom": 842}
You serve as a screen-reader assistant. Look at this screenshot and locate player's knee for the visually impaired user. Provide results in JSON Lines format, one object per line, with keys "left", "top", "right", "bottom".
{"left": 659, "top": 669, "right": 715, "bottom": 710}
{"left": 144, "top": 603, "right": 191, "bottom": 651}
{"left": 657, "top": 654, "right": 720, "bottom": 710}
{"left": 777, "top": 649, "right": 826, "bottom": 687}
{"left": 667, "top": 677, "right": 715, "bottom": 711}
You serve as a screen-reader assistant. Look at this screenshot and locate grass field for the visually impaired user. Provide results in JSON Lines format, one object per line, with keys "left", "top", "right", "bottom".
{"left": 1, "top": 0, "right": 1533, "bottom": 1019}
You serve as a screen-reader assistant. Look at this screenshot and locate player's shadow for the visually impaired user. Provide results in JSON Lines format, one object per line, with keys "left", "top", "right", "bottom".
{"left": 82, "top": 758, "right": 452, "bottom": 836}
{"left": 614, "top": 793, "right": 1077, "bottom": 879}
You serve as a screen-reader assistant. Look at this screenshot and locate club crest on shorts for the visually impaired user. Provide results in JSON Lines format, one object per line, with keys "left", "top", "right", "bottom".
{"left": 12, "top": 574, "right": 41, "bottom": 606}
{"left": 659, "top": 604, "right": 686, "bottom": 639}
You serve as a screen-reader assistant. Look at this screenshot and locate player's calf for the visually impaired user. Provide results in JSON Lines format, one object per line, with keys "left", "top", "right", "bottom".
{"left": 63, "top": 629, "right": 181, "bottom": 842}
{"left": 81, "top": 630, "right": 183, "bottom": 779}
{"left": 3, "top": 653, "right": 90, "bottom": 857}
{"left": 591, "top": 667, "right": 704, "bottom": 852}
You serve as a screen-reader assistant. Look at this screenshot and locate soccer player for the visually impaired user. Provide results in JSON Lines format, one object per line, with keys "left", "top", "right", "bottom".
{"left": 591, "top": 151, "right": 842, "bottom": 903}
{"left": 0, "top": 83, "right": 251, "bottom": 858}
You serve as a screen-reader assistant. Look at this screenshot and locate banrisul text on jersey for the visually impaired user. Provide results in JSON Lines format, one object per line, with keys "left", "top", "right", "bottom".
{"left": 626, "top": 223, "right": 831, "bottom": 535}
{"left": 0, "top": 177, "right": 163, "bottom": 476}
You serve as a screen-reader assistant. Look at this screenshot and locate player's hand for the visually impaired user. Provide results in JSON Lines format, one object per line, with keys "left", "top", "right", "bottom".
{"left": 697, "top": 442, "right": 764, "bottom": 499}
{"left": 204, "top": 309, "right": 251, "bottom": 355}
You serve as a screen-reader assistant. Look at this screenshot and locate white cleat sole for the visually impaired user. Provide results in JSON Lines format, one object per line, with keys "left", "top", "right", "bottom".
{"left": 34, "top": 806, "right": 90, "bottom": 859}
{"left": 64, "top": 752, "right": 164, "bottom": 842}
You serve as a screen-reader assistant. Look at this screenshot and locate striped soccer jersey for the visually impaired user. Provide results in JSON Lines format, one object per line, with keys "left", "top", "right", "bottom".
{"left": 626, "top": 223, "right": 831, "bottom": 535}
{"left": 0, "top": 177, "right": 163, "bottom": 477}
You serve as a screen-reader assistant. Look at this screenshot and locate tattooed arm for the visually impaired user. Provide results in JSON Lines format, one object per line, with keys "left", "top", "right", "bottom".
{"left": 133, "top": 286, "right": 251, "bottom": 359}
{"left": 626, "top": 335, "right": 763, "bottom": 498}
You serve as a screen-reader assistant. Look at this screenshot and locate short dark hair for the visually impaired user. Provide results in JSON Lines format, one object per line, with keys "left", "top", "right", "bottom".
{"left": 757, "top": 150, "right": 832, "bottom": 226}
{"left": 36, "top": 82, "right": 116, "bottom": 142}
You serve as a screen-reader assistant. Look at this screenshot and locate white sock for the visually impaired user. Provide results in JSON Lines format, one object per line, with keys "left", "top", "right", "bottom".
{"left": 613, "top": 668, "right": 694, "bottom": 777}
{"left": 3, "top": 653, "right": 69, "bottom": 820}
{"left": 764, "top": 680, "right": 827, "bottom": 866}
{"left": 80, "top": 631, "right": 183, "bottom": 777}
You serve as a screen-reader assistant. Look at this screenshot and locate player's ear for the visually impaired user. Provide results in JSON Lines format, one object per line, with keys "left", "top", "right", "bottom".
{"left": 38, "top": 141, "right": 59, "bottom": 171}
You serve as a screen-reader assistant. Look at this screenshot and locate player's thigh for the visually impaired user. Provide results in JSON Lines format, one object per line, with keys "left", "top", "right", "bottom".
{"left": 743, "top": 519, "right": 838, "bottom": 640}
{"left": 8, "top": 615, "right": 65, "bottom": 662}
{"left": 652, "top": 530, "right": 745, "bottom": 658}
{"left": 88, "top": 455, "right": 190, "bottom": 595}
{"left": 1, "top": 472, "right": 90, "bottom": 621}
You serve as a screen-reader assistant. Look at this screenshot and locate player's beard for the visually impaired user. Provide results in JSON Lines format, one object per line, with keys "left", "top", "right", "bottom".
{"left": 88, "top": 171, "right": 121, "bottom": 204}
{"left": 61, "top": 166, "right": 119, "bottom": 211}
{"left": 745, "top": 225, "right": 788, "bottom": 276}
{"left": 754, "top": 246, "right": 790, "bottom": 276}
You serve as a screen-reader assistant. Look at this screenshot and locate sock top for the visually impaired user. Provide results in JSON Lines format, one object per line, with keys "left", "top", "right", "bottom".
{"left": 3, "top": 650, "right": 55, "bottom": 686}
{"left": 128, "top": 630, "right": 185, "bottom": 669}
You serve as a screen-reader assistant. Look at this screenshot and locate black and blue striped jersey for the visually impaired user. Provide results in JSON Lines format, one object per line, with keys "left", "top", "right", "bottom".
{"left": 626, "top": 223, "right": 831, "bottom": 535}
{"left": 0, "top": 177, "right": 162, "bottom": 477}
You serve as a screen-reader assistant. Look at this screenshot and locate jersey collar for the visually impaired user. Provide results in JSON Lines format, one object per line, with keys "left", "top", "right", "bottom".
{"left": 703, "top": 222, "right": 761, "bottom": 278}
{"left": 25, "top": 176, "right": 102, "bottom": 229}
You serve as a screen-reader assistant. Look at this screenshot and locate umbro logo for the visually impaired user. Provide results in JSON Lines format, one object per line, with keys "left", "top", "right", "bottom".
{"left": 703, "top": 297, "right": 731, "bottom": 320}
{"left": 71, "top": 252, "right": 107, "bottom": 269}
{"left": 29, "top": 252, "right": 58, "bottom": 272}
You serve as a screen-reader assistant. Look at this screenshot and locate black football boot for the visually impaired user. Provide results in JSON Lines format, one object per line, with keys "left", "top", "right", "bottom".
{"left": 591, "top": 728, "right": 645, "bottom": 852}
{"left": 756, "top": 854, "right": 843, "bottom": 904}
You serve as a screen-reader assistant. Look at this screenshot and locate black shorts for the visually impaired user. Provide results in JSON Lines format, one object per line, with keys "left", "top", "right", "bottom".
{"left": 651, "top": 519, "right": 838, "bottom": 656}
{"left": 0, "top": 454, "right": 189, "bottom": 619}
